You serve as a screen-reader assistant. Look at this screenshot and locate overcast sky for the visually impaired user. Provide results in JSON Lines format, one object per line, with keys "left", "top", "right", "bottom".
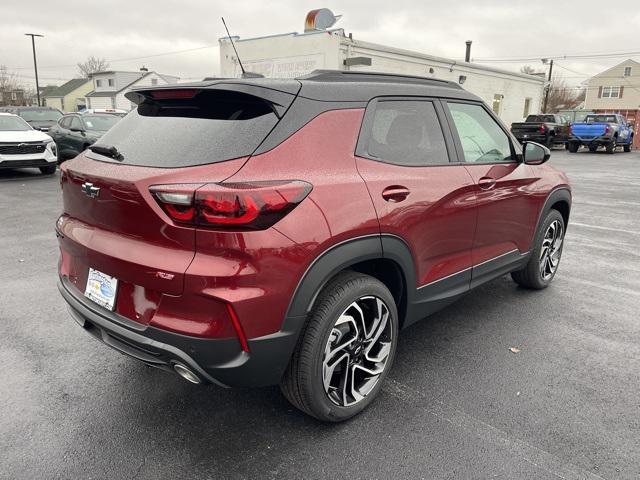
{"left": 2, "top": 0, "right": 639, "bottom": 88}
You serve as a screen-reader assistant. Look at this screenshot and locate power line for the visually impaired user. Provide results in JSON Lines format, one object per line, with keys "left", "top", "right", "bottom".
{"left": 7, "top": 44, "right": 218, "bottom": 71}
{"left": 474, "top": 49, "right": 640, "bottom": 63}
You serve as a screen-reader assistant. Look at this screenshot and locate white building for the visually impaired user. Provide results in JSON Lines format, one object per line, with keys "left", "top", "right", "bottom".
{"left": 85, "top": 70, "right": 179, "bottom": 111}
{"left": 219, "top": 28, "right": 544, "bottom": 126}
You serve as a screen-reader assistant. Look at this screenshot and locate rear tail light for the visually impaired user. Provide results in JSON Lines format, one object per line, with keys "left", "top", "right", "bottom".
{"left": 149, "top": 89, "right": 198, "bottom": 100}
{"left": 539, "top": 124, "right": 546, "bottom": 133}
{"left": 604, "top": 125, "right": 610, "bottom": 134}
{"left": 150, "top": 180, "right": 312, "bottom": 230}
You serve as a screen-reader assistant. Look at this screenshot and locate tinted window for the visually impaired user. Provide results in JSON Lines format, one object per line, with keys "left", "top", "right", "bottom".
{"left": 18, "top": 109, "right": 62, "bottom": 122}
{"left": 60, "top": 117, "right": 72, "bottom": 129}
{"left": 361, "top": 100, "right": 448, "bottom": 166}
{"left": 82, "top": 115, "right": 120, "bottom": 131}
{"left": 526, "top": 115, "right": 555, "bottom": 122}
{"left": 585, "top": 115, "right": 617, "bottom": 123}
{"left": 90, "top": 90, "right": 279, "bottom": 167}
{"left": 447, "top": 103, "right": 513, "bottom": 163}
{"left": 70, "top": 117, "right": 83, "bottom": 130}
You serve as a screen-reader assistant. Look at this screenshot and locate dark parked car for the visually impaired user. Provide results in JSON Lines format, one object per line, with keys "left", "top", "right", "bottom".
{"left": 14, "top": 106, "right": 63, "bottom": 132}
{"left": 49, "top": 113, "right": 121, "bottom": 162}
{"left": 56, "top": 71, "right": 571, "bottom": 422}
{"left": 511, "top": 114, "right": 571, "bottom": 147}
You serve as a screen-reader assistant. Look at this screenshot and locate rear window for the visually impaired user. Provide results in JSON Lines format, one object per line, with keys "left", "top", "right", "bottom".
{"left": 89, "top": 90, "right": 279, "bottom": 167}
{"left": 585, "top": 115, "right": 617, "bottom": 123}
{"left": 526, "top": 115, "right": 555, "bottom": 122}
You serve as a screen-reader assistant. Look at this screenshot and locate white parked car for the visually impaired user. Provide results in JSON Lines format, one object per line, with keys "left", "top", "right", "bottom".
{"left": 0, "top": 113, "right": 58, "bottom": 174}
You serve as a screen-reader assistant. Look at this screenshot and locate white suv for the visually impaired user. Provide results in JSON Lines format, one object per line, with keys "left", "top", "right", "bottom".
{"left": 0, "top": 113, "right": 58, "bottom": 174}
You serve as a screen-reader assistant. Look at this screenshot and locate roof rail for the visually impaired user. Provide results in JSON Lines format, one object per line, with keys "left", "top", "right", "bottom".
{"left": 297, "top": 69, "right": 462, "bottom": 89}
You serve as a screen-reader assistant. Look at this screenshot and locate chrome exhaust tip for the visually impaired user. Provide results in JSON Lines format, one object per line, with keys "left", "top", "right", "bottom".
{"left": 173, "top": 363, "right": 201, "bottom": 384}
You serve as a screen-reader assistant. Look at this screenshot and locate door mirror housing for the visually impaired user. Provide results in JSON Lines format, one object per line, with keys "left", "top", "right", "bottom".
{"left": 70, "top": 127, "right": 85, "bottom": 133}
{"left": 522, "top": 141, "right": 550, "bottom": 165}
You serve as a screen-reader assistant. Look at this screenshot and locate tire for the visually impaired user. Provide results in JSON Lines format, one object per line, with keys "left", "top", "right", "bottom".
{"left": 280, "top": 271, "right": 399, "bottom": 422}
{"left": 511, "top": 209, "right": 565, "bottom": 289}
{"left": 624, "top": 143, "right": 632, "bottom": 152}
{"left": 568, "top": 142, "right": 579, "bottom": 153}
{"left": 588, "top": 145, "right": 598, "bottom": 153}
{"left": 545, "top": 134, "right": 555, "bottom": 149}
{"left": 39, "top": 165, "right": 56, "bottom": 175}
{"left": 606, "top": 138, "right": 617, "bottom": 154}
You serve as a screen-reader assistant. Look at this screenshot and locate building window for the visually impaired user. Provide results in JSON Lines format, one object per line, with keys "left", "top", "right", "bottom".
{"left": 602, "top": 86, "right": 620, "bottom": 98}
{"left": 151, "top": 78, "right": 158, "bottom": 86}
{"left": 11, "top": 92, "right": 17, "bottom": 100}
{"left": 96, "top": 79, "right": 102, "bottom": 87}
{"left": 624, "top": 67, "right": 632, "bottom": 77}
{"left": 108, "top": 79, "right": 115, "bottom": 87}
{"left": 492, "top": 94, "right": 503, "bottom": 115}
{"left": 523, "top": 98, "right": 532, "bottom": 118}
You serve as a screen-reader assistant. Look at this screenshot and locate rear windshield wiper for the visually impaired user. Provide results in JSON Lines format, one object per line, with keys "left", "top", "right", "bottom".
{"left": 88, "top": 144, "right": 124, "bottom": 161}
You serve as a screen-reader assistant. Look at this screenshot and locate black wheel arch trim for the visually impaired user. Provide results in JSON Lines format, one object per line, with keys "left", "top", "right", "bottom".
{"left": 536, "top": 187, "right": 572, "bottom": 233}
{"left": 283, "top": 234, "right": 418, "bottom": 333}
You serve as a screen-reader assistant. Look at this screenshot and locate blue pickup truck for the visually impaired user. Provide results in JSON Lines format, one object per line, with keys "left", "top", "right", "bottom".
{"left": 568, "top": 114, "right": 634, "bottom": 154}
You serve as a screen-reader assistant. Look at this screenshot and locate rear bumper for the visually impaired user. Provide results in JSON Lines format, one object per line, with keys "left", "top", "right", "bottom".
{"left": 58, "top": 277, "right": 302, "bottom": 387}
{"left": 513, "top": 133, "right": 547, "bottom": 143}
{"left": 569, "top": 135, "right": 614, "bottom": 145}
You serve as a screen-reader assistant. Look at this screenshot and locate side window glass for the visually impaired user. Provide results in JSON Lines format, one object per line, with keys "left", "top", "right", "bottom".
{"left": 446, "top": 102, "right": 513, "bottom": 163}
{"left": 363, "top": 100, "right": 449, "bottom": 166}
{"left": 70, "top": 117, "right": 82, "bottom": 130}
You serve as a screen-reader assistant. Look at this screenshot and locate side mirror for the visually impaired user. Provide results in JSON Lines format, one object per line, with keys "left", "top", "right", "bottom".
{"left": 522, "top": 141, "right": 551, "bottom": 165}
{"left": 70, "top": 127, "right": 85, "bottom": 133}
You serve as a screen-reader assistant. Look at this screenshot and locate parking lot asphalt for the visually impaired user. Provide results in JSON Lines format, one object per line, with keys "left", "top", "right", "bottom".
{"left": 1, "top": 149, "right": 639, "bottom": 480}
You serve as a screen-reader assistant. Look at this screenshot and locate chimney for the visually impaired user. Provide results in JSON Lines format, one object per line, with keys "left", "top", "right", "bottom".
{"left": 140, "top": 65, "right": 149, "bottom": 72}
{"left": 465, "top": 41, "right": 472, "bottom": 62}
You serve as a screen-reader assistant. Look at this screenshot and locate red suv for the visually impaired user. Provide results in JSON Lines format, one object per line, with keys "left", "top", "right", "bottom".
{"left": 57, "top": 71, "right": 571, "bottom": 422}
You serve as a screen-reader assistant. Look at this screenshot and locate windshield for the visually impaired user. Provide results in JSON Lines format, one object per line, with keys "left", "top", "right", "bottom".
{"left": 82, "top": 115, "right": 120, "bottom": 131}
{"left": 586, "top": 115, "right": 617, "bottom": 123}
{"left": 0, "top": 115, "right": 32, "bottom": 131}
{"left": 18, "top": 109, "right": 63, "bottom": 122}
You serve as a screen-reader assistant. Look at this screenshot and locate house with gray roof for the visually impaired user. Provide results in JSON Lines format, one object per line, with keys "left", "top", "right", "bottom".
{"left": 44, "top": 78, "right": 92, "bottom": 112}
{"left": 85, "top": 69, "right": 179, "bottom": 111}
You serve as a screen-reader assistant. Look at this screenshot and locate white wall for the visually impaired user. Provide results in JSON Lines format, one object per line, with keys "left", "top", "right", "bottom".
{"left": 220, "top": 31, "right": 341, "bottom": 78}
{"left": 86, "top": 96, "right": 113, "bottom": 110}
{"left": 218, "top": 30, "right": 544, "bottom": 126}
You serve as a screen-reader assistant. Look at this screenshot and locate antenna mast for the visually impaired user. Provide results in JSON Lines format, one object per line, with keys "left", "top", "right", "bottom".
{"left": 221, "top": 17, "right": 246, "bottom": 77}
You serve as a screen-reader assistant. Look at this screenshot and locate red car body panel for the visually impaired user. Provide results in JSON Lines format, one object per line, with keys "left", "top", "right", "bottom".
{"left": 355, "top": 158, "right": 477, "bottom": 286}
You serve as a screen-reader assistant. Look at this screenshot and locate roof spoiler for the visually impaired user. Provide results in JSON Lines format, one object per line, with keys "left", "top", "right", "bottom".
{"left": 125, "top": 82, "right": 301, "bottom": 118}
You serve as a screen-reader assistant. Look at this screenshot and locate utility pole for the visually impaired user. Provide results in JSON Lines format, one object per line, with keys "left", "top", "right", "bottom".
{"left": 25, "top": 33, "right": 44, "bottom": 106}
{"left": 542, "top": 58, "right": 554, "bottom": 113}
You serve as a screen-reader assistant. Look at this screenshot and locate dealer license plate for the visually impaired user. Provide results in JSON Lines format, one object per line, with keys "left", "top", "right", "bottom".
{"left": 84, "top": 268, "right": 118, "bottom": 311}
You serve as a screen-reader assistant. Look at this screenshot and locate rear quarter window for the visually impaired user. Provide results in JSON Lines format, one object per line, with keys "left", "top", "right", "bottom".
{"left": 88, "top": 90, "right": 280, "bottom": 167}
{"left": 356, "top": 99, "right": 450, "bottom": 166}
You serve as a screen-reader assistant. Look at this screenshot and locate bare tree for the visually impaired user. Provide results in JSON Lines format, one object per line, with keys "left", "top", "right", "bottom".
{"left": 0, "top": 65, "right": 21, "bottom": 92}
{"left": 77, "top": 56, "right": 110, "bottom": 78}
{"left": 544, "top": 78, "right": 584, "bottom": 113}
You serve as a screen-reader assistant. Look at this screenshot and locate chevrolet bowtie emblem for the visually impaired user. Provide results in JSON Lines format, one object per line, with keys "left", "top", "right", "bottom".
{"left": 81, "top": 182, "right": 100, "bottom": 198}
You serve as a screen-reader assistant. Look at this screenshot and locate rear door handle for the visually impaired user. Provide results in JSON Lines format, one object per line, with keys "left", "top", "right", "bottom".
{"left": 382, "top": 185, "right": 410, "bottom": 203}
{"left": 478, "top": 177, "right": 496, "bottom": 190}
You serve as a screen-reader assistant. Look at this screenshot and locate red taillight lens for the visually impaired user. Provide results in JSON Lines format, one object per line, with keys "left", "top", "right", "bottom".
{"left": 539, "top": 124, "right": 546, "bottom": 133}
{"left": 604, "top": 125, "right": 610, "bottom": 134}
{"left": 151, "top": 181, "right": 312, "bottom": 230}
